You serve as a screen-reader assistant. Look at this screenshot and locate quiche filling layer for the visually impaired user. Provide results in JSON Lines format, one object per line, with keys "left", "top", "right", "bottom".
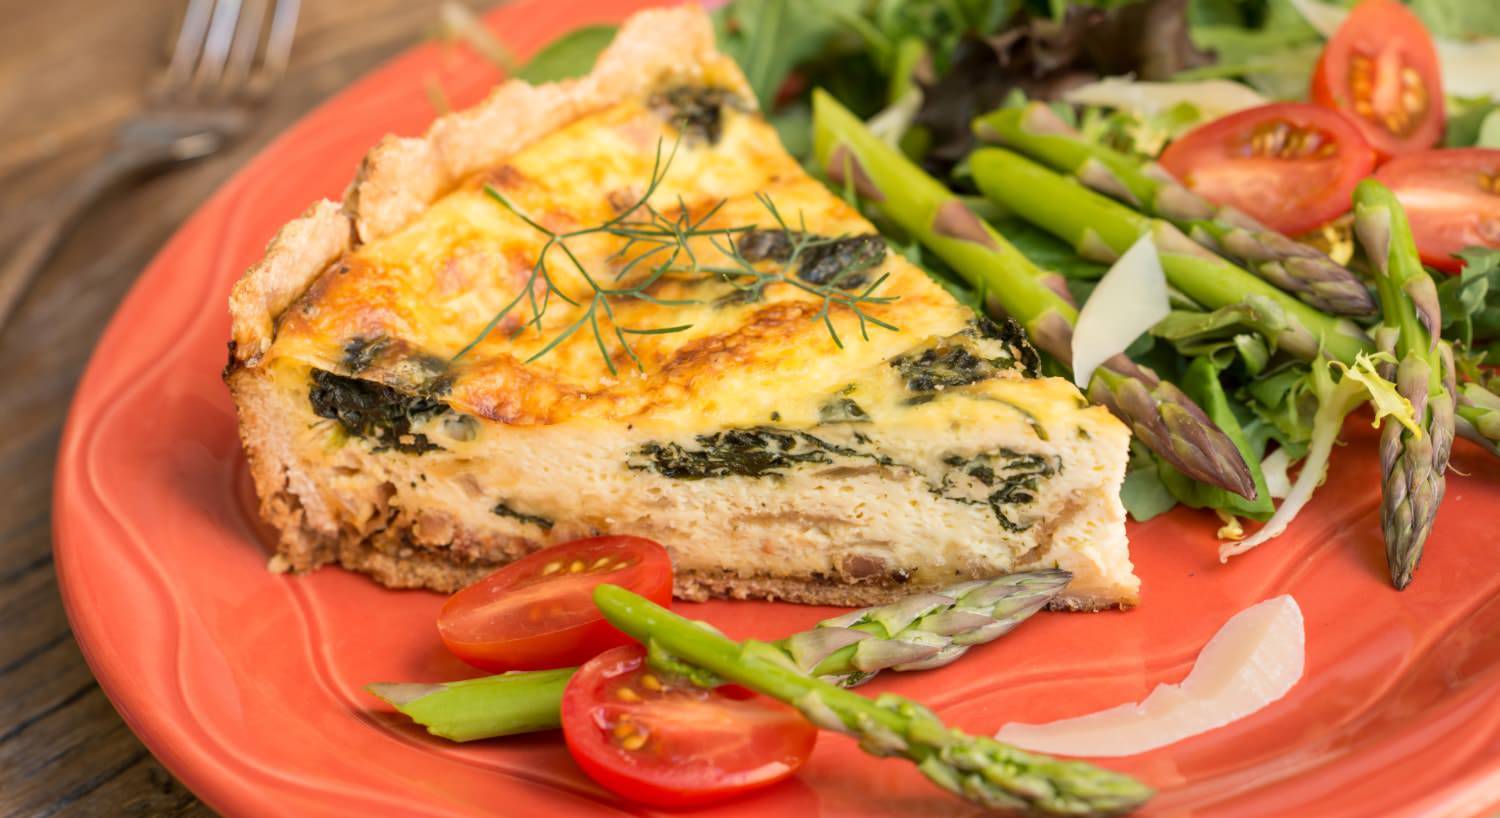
{"left": 226, "top": 7, "right": 1139, "bottom": 608}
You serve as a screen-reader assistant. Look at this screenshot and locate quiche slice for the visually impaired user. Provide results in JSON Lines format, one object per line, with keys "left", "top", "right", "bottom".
{"left": 225, "top": 5, "right": 1139, "bottom": 609}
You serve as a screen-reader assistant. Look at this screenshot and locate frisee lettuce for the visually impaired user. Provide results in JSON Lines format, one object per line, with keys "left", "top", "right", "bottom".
{"left": 1221, "top": 353, "right": 1416, "bottom": 561}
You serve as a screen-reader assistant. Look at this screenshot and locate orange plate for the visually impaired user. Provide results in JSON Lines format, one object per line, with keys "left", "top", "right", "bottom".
{"left": 52, "top": 1, "right": 1500, "bottom": 815}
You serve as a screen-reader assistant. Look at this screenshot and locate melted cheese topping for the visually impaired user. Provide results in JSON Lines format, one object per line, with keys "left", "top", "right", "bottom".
{"left": 267, "top": 93, "right": 986, "bottom": 431}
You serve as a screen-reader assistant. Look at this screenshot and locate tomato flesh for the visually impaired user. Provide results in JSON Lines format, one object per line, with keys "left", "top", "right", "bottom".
{"left": 562, "top": 645, "right": 817, "bottom": 807}
{"left": 437, "top": 536, "right": 673, "bottom": 671}
{"left": 1310, "top": 0, "right": 1444, "bottom": 159}
{"left": 1159, "top": 102, "right": 1376, "bottom": 235}
{"left": 1375, "top": 148, "right": 1500, "bottom": 272}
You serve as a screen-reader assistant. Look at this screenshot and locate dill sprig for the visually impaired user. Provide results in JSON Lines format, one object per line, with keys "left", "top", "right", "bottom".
{"left": 702, "top": 195, "right": 899, "bottom": 348}
{"left": 450, "top": 139, "right": 899, "bottom": 375}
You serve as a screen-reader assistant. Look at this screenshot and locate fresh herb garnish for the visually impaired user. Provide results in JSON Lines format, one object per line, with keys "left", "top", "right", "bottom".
{"left": 453, "top": 139, "right": 899, "bottom": 375}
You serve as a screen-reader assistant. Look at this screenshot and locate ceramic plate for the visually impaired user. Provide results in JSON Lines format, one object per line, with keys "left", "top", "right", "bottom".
{"left": 53, "top": 1, "right": 1500, "bottom": 815}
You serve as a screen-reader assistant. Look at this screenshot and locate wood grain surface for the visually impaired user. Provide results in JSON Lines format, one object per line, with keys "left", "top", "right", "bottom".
{"left": 0, "top": 2, "right": 491, "bottom": 814}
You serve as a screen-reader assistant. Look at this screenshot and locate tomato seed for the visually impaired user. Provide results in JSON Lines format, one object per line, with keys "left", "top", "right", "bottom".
{"left": 542, "top": 561, "right": 562, "bottom": 575}
{"left": 639, "top": 674, "right": 662, "bottom": 691}
{"left": 569, "top": 560, "right": 585, "bottom": 573}
{"left": 1347, "top": 52, "right": 1426, "bottom": 136}
{"left": 591, "top": 557, "right": 612, "bottom": 570}
{"left": 615, "top": 687, "right": 641, "bottom": 702}
{"left": 1246, "top": 121, "right": 1333, "bottom": 161}
{"left": 620, "top": 732, "right": 649, "bottom": 751}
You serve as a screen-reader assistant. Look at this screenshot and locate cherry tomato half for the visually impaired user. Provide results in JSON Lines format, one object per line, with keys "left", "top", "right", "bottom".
{"left": 561, "top": 644, "right": 817, "bottom": 807}
{"left": 1159, "top": 102, "right": 1376, "bottom": 235}
{"left": 437, "top": 536, "right": 673, "bottom": 671}
{"left": 1375, "top": 148, "right": 1500, "bottom": 272}
{"left": 1310, "top": 0, "right": 1444, "bottom": 160}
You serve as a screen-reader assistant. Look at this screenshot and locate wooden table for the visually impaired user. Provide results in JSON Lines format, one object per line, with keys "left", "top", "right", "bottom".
{"left": 0, "top": 2, "right": 482, "bottom": 813}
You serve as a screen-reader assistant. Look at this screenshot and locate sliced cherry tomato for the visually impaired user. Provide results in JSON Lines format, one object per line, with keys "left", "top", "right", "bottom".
{"left": 562, "top": 645, "right": 817, "bottom": 807}
{"left": 437, "top": 536, "right": 672, "bottom": 671}
{"left": 1159, "top": 102, "right": 1376, "bottom": 235}
{"left": 1310, "top": 0, "right": 1444, "bottom": 160}
{"left": 1375, "top": 148, "right": 1500, "bottom": 272}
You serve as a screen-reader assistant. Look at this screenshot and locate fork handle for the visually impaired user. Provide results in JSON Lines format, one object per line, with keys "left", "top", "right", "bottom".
{"left": 0, "top": 147, "right": 168, "bottom": 333}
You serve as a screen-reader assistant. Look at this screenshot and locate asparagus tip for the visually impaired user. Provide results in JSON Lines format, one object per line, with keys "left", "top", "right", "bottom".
{"left": 1387, "top": 545, "right": 1421, "bottom": 590}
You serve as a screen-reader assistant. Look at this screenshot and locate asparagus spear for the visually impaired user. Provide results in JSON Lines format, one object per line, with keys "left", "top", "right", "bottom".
{"left": 1354, "top": 180, "right": 1456, "bottom": 589}
{"left": 594, "top": 584, "right": 1153, "bottom": 817}
{"left": 968, "top": 147, "right": 1373, "bottom": 366}
{"left": 811, "top": 89, "right": 1257, "bottom": 499}
{"left": 369, "top": 570, "right": 1072, "bottom": 741}
{"left": 368, "top": 669, "right": 574, "bottom": 742}
{"left": 783, "top": 568, "right": 1072, "bottom": 685}
{"left": 973, "top": 104, "right": 1376, "bottom": 317}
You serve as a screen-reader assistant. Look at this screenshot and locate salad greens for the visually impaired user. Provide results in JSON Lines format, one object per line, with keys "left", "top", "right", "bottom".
{"left": 511, "top": 25, "right": 618, "bottom": 84}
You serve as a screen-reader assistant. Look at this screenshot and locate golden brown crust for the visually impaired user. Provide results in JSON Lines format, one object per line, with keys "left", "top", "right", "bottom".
{"left": 228, "top": 200, "right": 352, "bottom": 364}
{"left": 229, "top": 4, "right": 750, "bottom": 366}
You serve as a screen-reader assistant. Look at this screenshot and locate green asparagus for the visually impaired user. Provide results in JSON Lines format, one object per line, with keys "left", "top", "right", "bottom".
{"left": 782, "top": 568, "right": 1071, "bottom": 684}
{"left": 811, "top": 89, "right": 1257, "bottom": 499}
{"left": 1354, "top": 180, "right": 1456, "bottom": 589}
{"left": 369, "top": 570, "right": 1072, "bottom": 741}
{"left": 968, "top": 147, "right": 1373, "bottom": 366}
{"left": 594, "top": 584, "right": 1153, "bottom": 817}
{"left": 973, "top": 104, "right": 1376, "bottom": 317}
{"left": 368, "top": 669, "right": 574, "bottom": 742}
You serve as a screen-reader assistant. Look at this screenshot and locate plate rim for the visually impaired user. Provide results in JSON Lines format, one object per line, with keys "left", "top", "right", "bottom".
{"left": 49, "top": 1, "right": 1500, "bottom": 816}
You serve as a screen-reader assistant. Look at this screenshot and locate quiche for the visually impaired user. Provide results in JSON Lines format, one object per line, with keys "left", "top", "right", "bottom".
{"left": 225, "top": 5, "right": 1139, "bottom": 609}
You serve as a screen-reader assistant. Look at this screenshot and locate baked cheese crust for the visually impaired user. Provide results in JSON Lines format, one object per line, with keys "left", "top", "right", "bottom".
{"left": 225, "top": 5, "right": 1139, "bottom": 608}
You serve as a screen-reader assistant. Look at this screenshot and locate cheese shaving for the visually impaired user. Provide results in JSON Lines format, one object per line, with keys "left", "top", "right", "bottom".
{"left": 1072, "top": 234, "right": 1169, "bottom": 388}
{"left": 995, "top": 595, "right": 1304, "bottom": 757}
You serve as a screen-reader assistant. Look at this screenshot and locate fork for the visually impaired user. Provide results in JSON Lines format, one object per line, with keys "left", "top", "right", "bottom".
{"left": 0, "top": 0, "right": 300, "bottom": 333}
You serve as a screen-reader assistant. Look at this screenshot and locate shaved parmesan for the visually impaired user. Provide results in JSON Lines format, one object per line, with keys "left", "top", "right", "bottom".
{"left": 1072, "top": 234, "right": 1169, "bottom": 388}
{"left": 1063, "top": 78, "right": 1268, "bottom": 121}
{"left": 996, "top": 595, "right": 1304, "bottom": 757}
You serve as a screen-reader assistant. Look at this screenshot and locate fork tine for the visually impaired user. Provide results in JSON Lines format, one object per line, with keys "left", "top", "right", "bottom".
{"left": 194, "top": 0, "right": 243, "bottom": 93}
{"left": 221, "top": 0, "right": 267, "bottom": 95}
{"left": 254, "top": 0, "right": 300, "bottom": 92}
{"left": 164, "top": 0, "right": 216, "bottom": 92}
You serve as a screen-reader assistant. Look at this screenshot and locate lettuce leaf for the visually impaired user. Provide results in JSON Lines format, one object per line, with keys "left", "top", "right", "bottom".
{"left": 512, "top": 25, "right": 617, "bottom": 83}
{"left": 1407, "top": 0, "right": 1500, "bottom": 39}
{"left": 1120, "top": 441, "right": 1181, "bottom": 521}
{"left": 1436, "top": 248, "right": 1500, "bottom": 347}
